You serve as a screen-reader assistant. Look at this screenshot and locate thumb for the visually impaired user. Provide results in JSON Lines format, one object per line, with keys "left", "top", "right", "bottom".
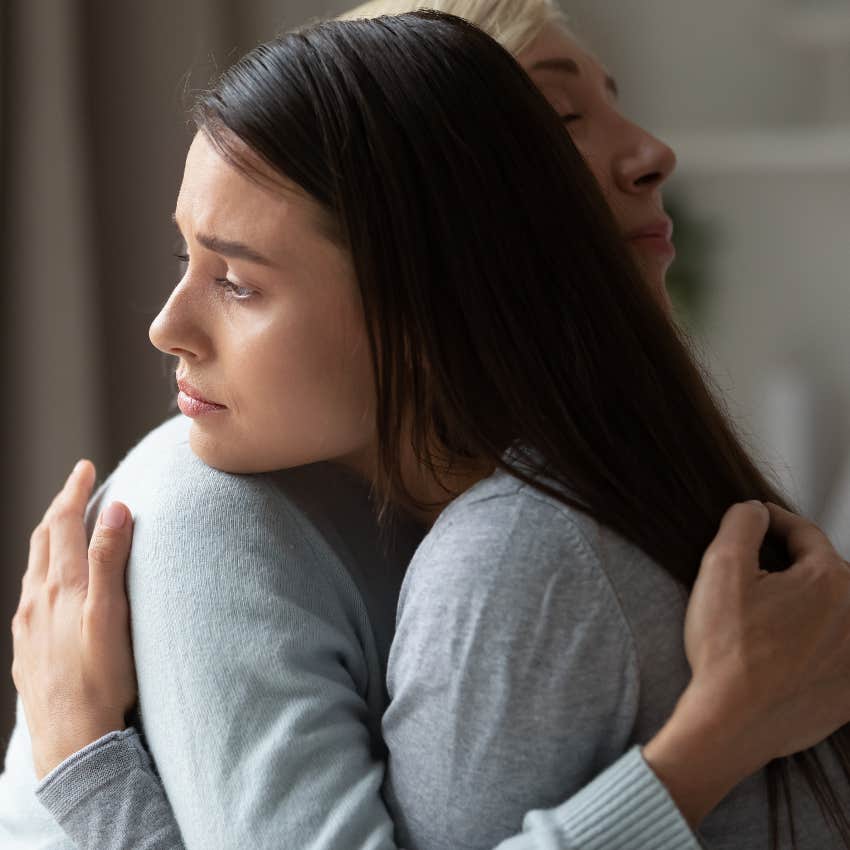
{"left": 87, "top": 502, "right": 134, "bottom": 604}
{"left": 702, "top": 501, "right": 770, "bottom": 578}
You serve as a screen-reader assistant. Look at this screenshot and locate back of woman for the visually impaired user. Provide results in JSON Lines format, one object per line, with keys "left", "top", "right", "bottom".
{"left": 385, "top": 466, "right": 850, "bottom": 849}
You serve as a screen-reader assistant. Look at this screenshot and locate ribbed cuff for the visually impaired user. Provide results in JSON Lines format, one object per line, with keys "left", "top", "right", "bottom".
{"left": 522, "top": 745, "right": 701, "bottom": 850}
{"left": 36, "top": 726, "right": 152, "bottom": 821}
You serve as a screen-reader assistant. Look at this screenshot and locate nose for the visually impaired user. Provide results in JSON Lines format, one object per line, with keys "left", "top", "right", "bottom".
{"left": 613, "top": 119, "right": 677, "bottom": 196}
{"left": 148, "top": 280, "right": 211, "bottom": 361}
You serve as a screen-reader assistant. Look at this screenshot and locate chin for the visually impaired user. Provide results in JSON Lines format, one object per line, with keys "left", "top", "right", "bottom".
{"left": 188, "top": 425, "right": 273, "bottom": 475}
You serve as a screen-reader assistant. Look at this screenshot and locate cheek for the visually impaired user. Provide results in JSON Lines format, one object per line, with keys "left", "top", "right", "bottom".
{"left": 228, "top": 295, "right": 376, "bottom": 469}
{"left": 572, "top": 137, "right": 617, "bottom": 214}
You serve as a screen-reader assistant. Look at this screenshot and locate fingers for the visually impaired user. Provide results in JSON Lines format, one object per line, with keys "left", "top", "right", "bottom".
{"left": 42, "top": 460, "right": 96, "bottom": 525}
{"left": 24, "top": 460, "right": 96, "bottom": 588}
{"left": 765, "top": 502, "right": 833, "bottom": 563}
{"left": 87, "top": 503, "right": 134, "bottom": 608}
{"left": 702, "top": 501, "right": 770, "bottom": 577}
{"left": 47, "top": 460, "right": 98, "bottom": 590}
{"left": 25, "top": 523, "right": 50, "bottom": 585}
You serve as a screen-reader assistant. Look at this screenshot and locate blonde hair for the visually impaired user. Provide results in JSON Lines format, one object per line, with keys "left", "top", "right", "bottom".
{"left": 337, "top": 0, "right": 567, "bottom": 57}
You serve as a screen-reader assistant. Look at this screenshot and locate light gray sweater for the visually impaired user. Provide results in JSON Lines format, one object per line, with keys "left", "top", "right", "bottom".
{"left": 5, "top": 416, "right": 846, "bottom": 847}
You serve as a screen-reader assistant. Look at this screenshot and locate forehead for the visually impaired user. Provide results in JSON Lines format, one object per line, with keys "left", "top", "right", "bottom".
{"left": 174, "top": 132, "right": 313, "bottom": 236}
{"left": 517, "top": 23, "right": 615, "bottom": 95}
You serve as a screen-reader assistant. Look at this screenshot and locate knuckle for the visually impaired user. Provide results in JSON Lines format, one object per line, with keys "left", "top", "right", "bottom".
{"left": 12, "top": 600, "right": 33, "bottom": 631}
{"left": 703, "top": 546, "right": 740, "bottom": 570}
{"left": 29, "top": 523, "right": 47, "bottom": 548}
{"left": 801, "top": 558, "right": 842, "bottom": 595}
{"left": 88, "top": 538, "right": 117, "bottom": 566}
{"left": 44, "top": 578, "right": 63, "bottom": 605}
{"left": 50, "top": 503, "right": 77, "bottom": 527}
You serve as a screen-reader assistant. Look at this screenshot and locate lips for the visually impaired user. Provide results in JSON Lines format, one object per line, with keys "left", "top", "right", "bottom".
{"left": 176, "top": 378, "right": 227, "bottom": 420}
{"left": 625, "top": 216, "right": 676, "bottom": 261}
{"left": 176, "top": 377, "right": 225, "bottom": 408}
{"left": 626, "top": 217, "right": 674, "bottom": 242}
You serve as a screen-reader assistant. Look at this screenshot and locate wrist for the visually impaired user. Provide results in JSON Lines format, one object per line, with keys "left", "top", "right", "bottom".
{"left": 33, "top": 719, "right": 126, "bottom": 781}
{"left": 642, "top": 683, "right": 770, "bottom": 828}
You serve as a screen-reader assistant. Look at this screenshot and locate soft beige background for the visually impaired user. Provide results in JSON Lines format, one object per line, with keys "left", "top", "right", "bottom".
{"left": 2, "top": 0, "right": 848, "bottom": 749}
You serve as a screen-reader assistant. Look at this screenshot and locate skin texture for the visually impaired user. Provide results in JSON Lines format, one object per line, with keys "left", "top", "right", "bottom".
{"left": 518, "top": 23, "right": 677, "bottom": 306}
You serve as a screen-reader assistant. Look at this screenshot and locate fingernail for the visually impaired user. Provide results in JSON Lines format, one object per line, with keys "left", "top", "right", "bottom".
{"left": 101, "top": 502, "right": 127, "bottom": 529}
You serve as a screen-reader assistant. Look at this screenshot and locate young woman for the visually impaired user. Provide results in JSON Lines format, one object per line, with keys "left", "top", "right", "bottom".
{"left": 11, "top": 7, "right": 850, "bottom": 850}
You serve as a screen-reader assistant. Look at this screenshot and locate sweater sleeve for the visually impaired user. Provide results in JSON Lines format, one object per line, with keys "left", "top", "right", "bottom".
{"left": 382, "top": 486, "right": 703, "bottom": 850}
{"left": 36, "top": 728, "right": 183, "bottom": 849}
{"left": 34, "top": 728, "right": 698, "bottom": 850}
{"left": 496, "top": 746, "right": 702, "bottom": 850}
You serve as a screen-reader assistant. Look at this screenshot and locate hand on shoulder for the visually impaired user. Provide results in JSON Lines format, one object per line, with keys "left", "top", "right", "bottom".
{"left": 644, "top": 501, "right": 850, "bottom": 827}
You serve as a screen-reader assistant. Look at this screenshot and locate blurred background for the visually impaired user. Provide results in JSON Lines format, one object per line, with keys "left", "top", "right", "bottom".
{"left": 1, "top": 0, "right": 849, "bottom": 748}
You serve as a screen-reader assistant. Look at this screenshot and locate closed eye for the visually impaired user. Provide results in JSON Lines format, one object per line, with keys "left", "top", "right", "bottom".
{"left": 560, "top": 113, "right": 583, "bottom": 125}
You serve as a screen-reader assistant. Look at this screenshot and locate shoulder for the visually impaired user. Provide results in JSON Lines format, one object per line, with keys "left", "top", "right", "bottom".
{"left": 91, "top": 417, "right": 365, "bottom": 615}
{"left": 93, "top": 415, "right": 279, "bottom": 518}
{"left": 393, "top": 469, "right": 642, "bottom": 676}
{"left": 405, "top": 468, "right": 605, "bottom": 600}
{"left": 90, "top": 416, "right": 325, "bottom": 552}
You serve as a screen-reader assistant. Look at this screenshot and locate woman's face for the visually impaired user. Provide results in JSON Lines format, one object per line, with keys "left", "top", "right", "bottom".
{"left": 518, "top": 23, "right": 677, "bottom": 306}
{"left": 149, "top": 132, "right": 376, "bottom": 474}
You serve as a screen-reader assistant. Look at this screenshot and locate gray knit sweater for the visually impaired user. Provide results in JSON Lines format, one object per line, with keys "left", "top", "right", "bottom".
{"left": 4, "top": 415, "right": 845, "bottom": 847}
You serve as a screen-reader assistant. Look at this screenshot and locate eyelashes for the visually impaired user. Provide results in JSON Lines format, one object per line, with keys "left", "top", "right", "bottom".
{"left": 172, "top": 252, "right": 255, "bottom": 301}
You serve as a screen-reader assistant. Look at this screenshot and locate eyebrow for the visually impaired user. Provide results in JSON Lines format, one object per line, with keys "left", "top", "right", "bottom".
{"left": 171, "top": 212, "right": 274, "bottom": 267}
{"left": 529, "top": 57, "right": 619, "bottom": 100}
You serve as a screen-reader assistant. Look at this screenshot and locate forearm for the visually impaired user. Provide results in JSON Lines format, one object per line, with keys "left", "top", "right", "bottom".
{"left": 495, "top": 746, "right": 701, "bottom": 850}
{"left": 641, "top": 682, "right": 769, "bottom": 830}
{"left": 36, "top": 728, "right": 184, "bottom": 850}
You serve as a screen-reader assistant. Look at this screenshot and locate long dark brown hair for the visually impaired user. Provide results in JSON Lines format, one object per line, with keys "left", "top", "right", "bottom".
{"left": 194, "top": 11, "right": 850, "bottom": 847}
